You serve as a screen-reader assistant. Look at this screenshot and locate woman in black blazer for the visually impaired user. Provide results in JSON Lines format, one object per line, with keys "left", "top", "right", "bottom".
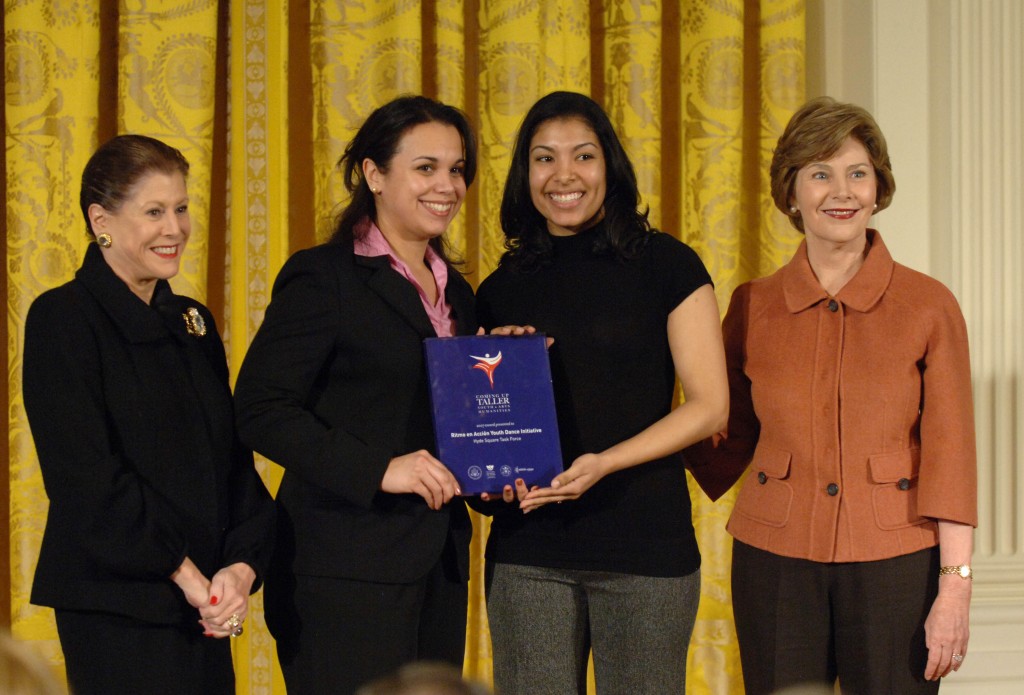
{"left": 22, "top": 135, "right": 275, "bottom": 694}
{"left": 234, "top": 96, "right": 478, "bottom": 694}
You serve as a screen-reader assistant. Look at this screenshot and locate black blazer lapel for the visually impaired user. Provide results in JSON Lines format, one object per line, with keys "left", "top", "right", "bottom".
{"left": 355, "top": 254, "right": 437, "bottom": 338}
{"left": 446, "top": 272, "right": 478, "bottom": 336}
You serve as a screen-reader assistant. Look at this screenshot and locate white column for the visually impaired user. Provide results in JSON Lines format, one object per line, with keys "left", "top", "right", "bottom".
{"left": 944, "top": 0, "right": 1024, "bottom": 559}
{"left": 934, "top": 1, "right": 1024, "bottom": 691}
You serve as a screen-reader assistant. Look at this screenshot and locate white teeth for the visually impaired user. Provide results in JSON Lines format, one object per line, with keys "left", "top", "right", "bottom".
{"left": 422, "top": 202, "right": 452, "bottom": 213}
{"left": 153, "top": 246, "right": 177, "bottom": 254}
{"left": 550, "top": 192, "right": 583, "bottom": 203}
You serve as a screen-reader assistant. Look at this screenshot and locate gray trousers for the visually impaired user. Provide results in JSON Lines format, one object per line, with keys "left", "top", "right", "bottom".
{"left": 487, "top": 563, "right": 700, "bottom": 695}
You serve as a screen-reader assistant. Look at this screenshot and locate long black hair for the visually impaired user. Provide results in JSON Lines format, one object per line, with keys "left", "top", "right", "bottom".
{"left": 499, "top": 91, "right": 653, "bottom": 272}
{"left": 329, "top": 95, "right": 477, "bottom": 263}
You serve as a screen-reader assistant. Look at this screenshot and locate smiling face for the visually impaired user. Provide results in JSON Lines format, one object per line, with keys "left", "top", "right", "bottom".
{"left": 364, "top": 121, "right": 467, "bottom": 245}
{"left": 528, "top": 117, "right": 607, "bottom": 236}
{"left": 792, "top": 136, "right": 877, "bottom": 250}
{"left": 90, "top": 170, "right": 191, "bottom": 303}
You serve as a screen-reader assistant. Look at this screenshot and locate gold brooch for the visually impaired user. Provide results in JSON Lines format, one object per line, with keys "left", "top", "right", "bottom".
{"left": 183, "top": 307, "right": 207, "bottom": 337}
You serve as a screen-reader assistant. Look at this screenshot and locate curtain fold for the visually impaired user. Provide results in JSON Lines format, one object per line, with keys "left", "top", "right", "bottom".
{"left": 118, "top": 0, "right": 220, "bottom": 300}
{"left": 227, "top": 4, "right": 291, "bottom": 690}
{"left": 5, "top": 0, "right": 103, "bottom": 675}
{"left": 4, "top": 1, "right": 804, "bottom": 692}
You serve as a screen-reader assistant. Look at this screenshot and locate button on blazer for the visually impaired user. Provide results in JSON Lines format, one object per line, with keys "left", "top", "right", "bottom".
{"left": 689, "top": 231, "right": 977, "bottom": 562}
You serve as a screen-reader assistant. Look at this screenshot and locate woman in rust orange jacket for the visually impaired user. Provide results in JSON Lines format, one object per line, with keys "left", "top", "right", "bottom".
{"left": 690, "top": 97, "right": 977, "bottom": 695}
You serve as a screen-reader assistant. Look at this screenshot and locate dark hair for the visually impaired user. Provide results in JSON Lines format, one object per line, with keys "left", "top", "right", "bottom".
{"left": 79, "top": 134, "right": 190, "bottom": 237}
{"left": 770, "top": 96, "right": 896, "bottom": 232}
{"left": 499, "top": 91, "right": 653, "bottom": 272}
{"left": 329, "top": 95, "right": 477, "bottom": 263}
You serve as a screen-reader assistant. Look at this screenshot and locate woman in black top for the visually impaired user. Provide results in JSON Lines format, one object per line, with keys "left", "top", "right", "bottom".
{"left": 476, "top": 92, "right": 728, "bottom": 694}
{"left": 23, "top": 134, "right": 275, "bottom": 694}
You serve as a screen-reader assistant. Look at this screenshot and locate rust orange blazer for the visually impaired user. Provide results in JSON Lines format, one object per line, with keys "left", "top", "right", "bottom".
{"left": 689, "top": 231, "right": 978, "bottom": 563}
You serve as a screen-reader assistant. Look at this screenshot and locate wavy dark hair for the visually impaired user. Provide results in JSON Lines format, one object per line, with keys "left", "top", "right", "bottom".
{"left": 80, "top": 134, "right": 189, "bottom": 238}
{"left": 499, "top": 91, "right": 653, "bottom": 272}
{"left": 329, "top": 95, "right": 477, "bottom": 264}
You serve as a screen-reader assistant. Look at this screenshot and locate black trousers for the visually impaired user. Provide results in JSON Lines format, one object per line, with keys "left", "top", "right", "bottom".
{"left": 731, "top": 540, "right": 941, "bottom": 695}
{"left": 55, "top": 609, "right": 234, "bottom": 695}
{"left": 270, "top": 544, "right": 468, "bottom": 695}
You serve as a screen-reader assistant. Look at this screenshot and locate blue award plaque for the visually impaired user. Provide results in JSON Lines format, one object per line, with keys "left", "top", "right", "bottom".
{"left": 424, "top": 334, "right": 563, "bottom": 494}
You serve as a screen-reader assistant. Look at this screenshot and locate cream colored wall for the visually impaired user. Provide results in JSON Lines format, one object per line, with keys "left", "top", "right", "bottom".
{"left": 806, "top": 1, "right": 1024, "bottom": 692}
{"left": 806, "top": 0, "right": 935, "bottom": 273}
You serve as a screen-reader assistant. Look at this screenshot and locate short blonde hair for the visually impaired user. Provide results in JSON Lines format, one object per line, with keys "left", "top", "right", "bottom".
{"left": 770, "top": 97, "right": 896, "bottom": 232}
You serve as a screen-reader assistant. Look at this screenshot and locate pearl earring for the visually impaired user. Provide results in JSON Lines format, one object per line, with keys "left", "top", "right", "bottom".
{"left": 789, "top": 206, "right": 797, "bottom": 214}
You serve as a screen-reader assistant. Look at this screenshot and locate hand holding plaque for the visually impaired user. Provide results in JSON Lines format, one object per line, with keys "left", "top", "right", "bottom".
{"left": 424, "top": 334, "right": 563, "bottom": 495}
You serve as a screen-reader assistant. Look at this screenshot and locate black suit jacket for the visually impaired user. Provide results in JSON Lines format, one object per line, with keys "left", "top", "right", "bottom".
{"left": 234, "top": 241, "right": 475, "bottom": 585}
{"left": 23, "top": 244, "right": 275, "bottom": 626}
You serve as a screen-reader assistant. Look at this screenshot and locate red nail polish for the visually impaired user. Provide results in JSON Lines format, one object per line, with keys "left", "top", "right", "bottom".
{"left": 210, "top": 596, "right": 219, "bottom": 605}
{"left": 204, "top": 632, "right": 214, "bottom": 637}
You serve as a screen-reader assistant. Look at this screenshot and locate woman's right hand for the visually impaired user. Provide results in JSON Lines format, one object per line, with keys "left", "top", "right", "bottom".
{"left": 381, "top": 450, "right": 461, "bottom": 510}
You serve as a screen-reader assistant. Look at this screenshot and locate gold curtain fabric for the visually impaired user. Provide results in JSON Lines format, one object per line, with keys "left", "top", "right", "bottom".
{"left": 4, "top": 1, "right": 805, "bottom": 692}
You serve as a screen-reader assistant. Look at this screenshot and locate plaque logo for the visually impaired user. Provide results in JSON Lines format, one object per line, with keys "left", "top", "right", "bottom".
{"left": 470, "top": 351, "right": 503, "bottom": 389}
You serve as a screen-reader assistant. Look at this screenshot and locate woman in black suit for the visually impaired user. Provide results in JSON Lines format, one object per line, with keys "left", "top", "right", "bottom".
{"left": 22, "top": 134, "right": 275, "bottom": 694}
{"left": 234, "top": 95, "right": 478, "bottom": 694}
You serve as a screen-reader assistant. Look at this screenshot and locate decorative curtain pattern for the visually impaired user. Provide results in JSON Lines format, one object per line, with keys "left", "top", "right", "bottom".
{"left": 6, "top": 4, "right": 103, "bottom": 678}
{"left": 4, "top": 1, "right": 804, "bottom": 693}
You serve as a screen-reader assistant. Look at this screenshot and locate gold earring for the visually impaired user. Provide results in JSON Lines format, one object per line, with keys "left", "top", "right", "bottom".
{"left": 97, "top": 233, "right": 112, "bottom": 248}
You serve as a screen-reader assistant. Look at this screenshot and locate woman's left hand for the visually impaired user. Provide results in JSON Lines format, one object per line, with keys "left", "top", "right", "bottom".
{"left": 199, "top": 562, "right": 257, "bottom": 639}
{"left": 480, "top": 477, "right": 537, "bottom": 504}
{"left": 483, "top": 324, "right": 555, "bottom": 348}
{"left": 519, "top": 453, "right": 607, "bottom": 513}
{"left": 923, "top": 582, "right": 971, "bottom": 679}
{"left": 487, "top": 324, "right": 535, "bottom": 336}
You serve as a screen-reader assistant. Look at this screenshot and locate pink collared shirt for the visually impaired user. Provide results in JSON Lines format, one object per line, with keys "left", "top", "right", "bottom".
{"left": 353, "top": 219, "right": 455, "bottom": 337}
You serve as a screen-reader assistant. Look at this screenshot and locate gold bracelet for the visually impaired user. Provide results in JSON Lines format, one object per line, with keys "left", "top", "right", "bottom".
{"left": 939, "top": 564, "right": 972, "bottom": 579}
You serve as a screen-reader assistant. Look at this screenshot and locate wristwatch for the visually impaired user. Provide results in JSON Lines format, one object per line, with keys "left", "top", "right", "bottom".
{"left": 939, "top": 564, "right": 973, "bottom": 579}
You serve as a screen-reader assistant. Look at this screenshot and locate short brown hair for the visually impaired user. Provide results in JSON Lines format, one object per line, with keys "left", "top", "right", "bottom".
{"left": 770, "top": 97, "right": 896, "bottom": 232}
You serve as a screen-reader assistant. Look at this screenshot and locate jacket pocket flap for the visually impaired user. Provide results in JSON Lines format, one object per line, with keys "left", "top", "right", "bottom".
{"left": 869, "top": 448, "right": 920, "bottom": 483}
{"left": 751, "top": 446, "right": 792, "bottom": 479}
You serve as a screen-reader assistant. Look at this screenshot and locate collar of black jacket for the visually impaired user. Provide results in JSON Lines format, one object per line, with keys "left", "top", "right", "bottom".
{"left": 75, "top": 242, "right": 176, "bottom": 343}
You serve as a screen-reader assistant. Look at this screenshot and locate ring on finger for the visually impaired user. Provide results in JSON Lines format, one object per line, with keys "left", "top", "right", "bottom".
{"left": 951, "top": 653, "right": 964, "bottom": 663}
{"left": 225, "top": 613, "right": 242, "bottom": 630}
{"left": 230, "top": 625, "right": 244, "bottom": 638}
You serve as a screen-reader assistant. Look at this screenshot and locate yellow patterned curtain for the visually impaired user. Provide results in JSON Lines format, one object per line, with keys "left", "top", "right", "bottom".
{"left": 4, "top": 1, "right": 804, "bottom": 693}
